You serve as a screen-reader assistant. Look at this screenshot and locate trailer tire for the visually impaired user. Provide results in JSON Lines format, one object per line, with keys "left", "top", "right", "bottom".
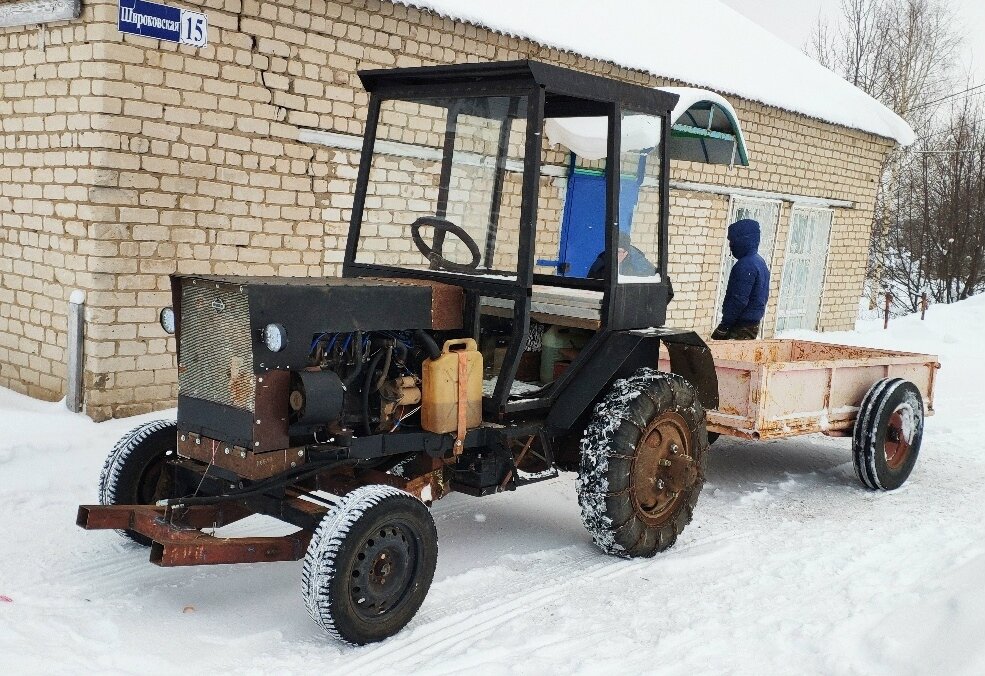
{"left": 577, "top": 369, "right": 708, "bottom": 558}
{"left": 98, "top": 419, "right": 184, "bottom": 546}
{"left": 302, "top": 485, "right": 437, "bottom": 645}
{"left": 853, "top": 378, "right": 924, "bottom": 490}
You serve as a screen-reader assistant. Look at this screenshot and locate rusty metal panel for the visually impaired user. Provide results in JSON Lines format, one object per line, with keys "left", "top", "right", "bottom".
{"left": 78, "top": 503, "right": 253, "bottom": 532}
{"left": 150, "top": 532, "right": 311, "bottom": 567}
{"left": 77, "top": 504, "right": 156, "bottom": 530}
{"left": 253, "top": 369, "right": 290, "bottom": 452}
{"left": 78, "top": 503, "right": 311, "bottom": 567}
{"left": 178, "top": 432, "right": 305, "bottom": 480}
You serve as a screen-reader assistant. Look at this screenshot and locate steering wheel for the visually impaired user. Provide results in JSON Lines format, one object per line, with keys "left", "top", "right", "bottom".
{"left": 410, "top": 216, "right": 481, "bottom": 273}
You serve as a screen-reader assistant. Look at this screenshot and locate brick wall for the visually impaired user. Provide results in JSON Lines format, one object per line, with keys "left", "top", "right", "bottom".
{"left": 0, "top": 0, "right": 895, "bottom": 420}
{"left": 0, "top": 4, "right": 102, "bottom": 400}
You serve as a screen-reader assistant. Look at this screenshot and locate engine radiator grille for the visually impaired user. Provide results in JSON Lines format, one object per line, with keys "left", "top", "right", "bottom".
{"left": 178, "top": 280, "right": 256, "bottom": 411}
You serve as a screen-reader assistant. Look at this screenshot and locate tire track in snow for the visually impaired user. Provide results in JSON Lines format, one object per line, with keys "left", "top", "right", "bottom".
{"left": 340, "top": 534, "right": 742, "bottom": 674}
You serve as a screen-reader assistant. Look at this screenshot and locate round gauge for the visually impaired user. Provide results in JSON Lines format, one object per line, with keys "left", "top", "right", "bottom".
{"left": 263, "top": 323, "right": 288, "bottom": 353}
{"left": 159, "top": 307, "right": 176, "bottom": 335}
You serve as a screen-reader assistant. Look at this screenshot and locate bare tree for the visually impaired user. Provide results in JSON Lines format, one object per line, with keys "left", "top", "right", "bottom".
{"left": 879, "top": 101, "right": 985, "bottom": 311}
{"left": 808, "top": 0, "right": 965, "bottom": 312}
{"left": 810, "top": 0, "right": 961, "bottom": 124}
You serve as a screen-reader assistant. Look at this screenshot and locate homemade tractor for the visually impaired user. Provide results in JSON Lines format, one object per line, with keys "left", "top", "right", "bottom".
{"left": 77, "top": 60, "right": 931, "bottom": 645}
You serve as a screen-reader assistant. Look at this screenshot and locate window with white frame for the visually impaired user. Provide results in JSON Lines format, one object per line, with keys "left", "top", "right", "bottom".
{"left": 776, "top": 207, "right": 834, "bottom": 332}
{"left": 713, "top": 197, "right": 781, "bottom": 330}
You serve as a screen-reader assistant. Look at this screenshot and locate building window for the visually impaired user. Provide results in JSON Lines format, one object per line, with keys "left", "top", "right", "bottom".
{"left": 714, "top": 197, "right": 781, "bottom": 330}
{"left": 776, "top": 207, "right": 834, "bottom": 332}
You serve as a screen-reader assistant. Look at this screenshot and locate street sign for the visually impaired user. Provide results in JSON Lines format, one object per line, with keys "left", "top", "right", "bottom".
{"left": 118, "top": 0, "right": 208, "bottom": 48}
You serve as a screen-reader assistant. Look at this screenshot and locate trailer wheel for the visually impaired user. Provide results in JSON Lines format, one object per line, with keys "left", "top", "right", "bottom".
{"left": 98, "top": 419, "right": 184, "bottom": 546}
{"left": 577, "top": 369, "right": 708, "bottom": 558}
{"left": 302, "top": 485, "right": 437, "bottom": 645}
{"left": 853, "top": 378, "right": 924, "bottom": 490}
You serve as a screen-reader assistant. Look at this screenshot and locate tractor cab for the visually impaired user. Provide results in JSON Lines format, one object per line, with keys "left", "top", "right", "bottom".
{"left": 344, "top": 60, "right": 694, "bottom": 418}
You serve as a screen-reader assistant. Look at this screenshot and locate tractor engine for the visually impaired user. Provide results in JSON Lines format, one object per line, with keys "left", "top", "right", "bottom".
{"left": 165, "top": 274, "right": 463, "bottom": 476}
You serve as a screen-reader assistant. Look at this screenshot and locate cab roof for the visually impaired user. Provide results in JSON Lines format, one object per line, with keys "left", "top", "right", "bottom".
{"left": 358, "top": 59, "right": 680, "bottom": 118}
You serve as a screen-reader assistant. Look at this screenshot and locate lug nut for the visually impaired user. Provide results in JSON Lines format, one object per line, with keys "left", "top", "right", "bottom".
{"left": 670, "top": 443, "right": 679, "bottom": 454}
{"left": 659, "top": 459, "right": 672, "bottom": 467}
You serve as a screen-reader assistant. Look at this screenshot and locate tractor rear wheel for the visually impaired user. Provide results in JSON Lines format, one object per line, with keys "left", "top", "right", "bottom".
{"left": 853, "top": 378, "right": 924, "bottom": 490}
{"left": 302, "top": 485, "right": 438, "bottom": 645}
{"left": 98, "top": 419, "right": 186, "bottom": 546}
{"left": 577, "top": 369, "right": 708, "bottom": 557}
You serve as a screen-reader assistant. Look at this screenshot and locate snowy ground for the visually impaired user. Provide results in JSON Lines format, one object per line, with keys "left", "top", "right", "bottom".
{"left": 2, "top": 298, "right": 985, "bottom": 675}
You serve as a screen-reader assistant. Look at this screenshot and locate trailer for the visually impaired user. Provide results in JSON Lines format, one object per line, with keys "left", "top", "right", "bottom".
{"left": 661, "top": 339, "right": 938, "bottom": 489}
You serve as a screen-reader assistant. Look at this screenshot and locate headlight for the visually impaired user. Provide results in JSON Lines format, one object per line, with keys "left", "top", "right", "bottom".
{"left": 263, "top": 323, "right": 287, "bottom": 352}
{"left": 159, "top": 307, "right": 176, "bottom": 334}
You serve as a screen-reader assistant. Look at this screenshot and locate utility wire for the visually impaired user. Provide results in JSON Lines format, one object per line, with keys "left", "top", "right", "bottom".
{"left": 910, "top": 82, "right": 985, "bottom": 111}
{"left": 912, "top": 148, "right": 982, "bottom": 154}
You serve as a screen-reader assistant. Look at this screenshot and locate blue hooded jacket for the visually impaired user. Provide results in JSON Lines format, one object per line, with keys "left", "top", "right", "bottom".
{"left": 721, "top": 219, "right": 770, "bottom": 328}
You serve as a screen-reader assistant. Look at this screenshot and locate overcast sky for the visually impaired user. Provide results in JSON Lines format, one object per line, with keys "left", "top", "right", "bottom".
{"left": 721, "top": 0, "right": 985, "bottom": 84}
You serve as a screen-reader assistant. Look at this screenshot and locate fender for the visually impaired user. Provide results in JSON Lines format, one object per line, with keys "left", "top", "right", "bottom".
{"left": 649, "top": 328, "right": 719, "bottom": 411}
{"left": 546, "top": 328, "right": 719, "bottom": 433}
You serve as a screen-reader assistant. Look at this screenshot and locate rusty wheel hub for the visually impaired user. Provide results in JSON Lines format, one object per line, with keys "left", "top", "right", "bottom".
{"left": 631, "top": 411, "right": 697, "bottom": 526}
{"left": 137, "top": 450, "right": 176, "bottom": 504}
{"left": 884, "top": 404, "right": 914, "bottom": 470}
{"left": 350, "top": 524, "right": 416, "bottom": 618}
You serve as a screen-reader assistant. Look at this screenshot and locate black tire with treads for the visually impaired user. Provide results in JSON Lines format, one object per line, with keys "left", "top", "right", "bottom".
{"left": 98, "top": 419, "right": 186, "bottom": 546}
{"left": 577, "top": 369, "right": 708, "bottom": 558}
{"left": 853, "top": 378, "right": 924, "bottom": 490}
{"left": 302, "top": 485, "right": 437, "bottom": 645}
{"left": 852, "top": 378, "right": 900, "bottom": 489}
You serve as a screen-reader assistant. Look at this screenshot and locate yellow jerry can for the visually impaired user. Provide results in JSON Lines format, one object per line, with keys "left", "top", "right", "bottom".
{"left": 421, "top": 338, "right": 483, "bottom": 435}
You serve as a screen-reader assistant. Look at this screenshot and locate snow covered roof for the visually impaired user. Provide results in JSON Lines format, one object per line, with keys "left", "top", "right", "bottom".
{"left": 394, "top": 0, "right": 916, "bottom": 146}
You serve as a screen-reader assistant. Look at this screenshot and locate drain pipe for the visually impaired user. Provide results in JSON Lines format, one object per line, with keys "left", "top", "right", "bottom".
{"left": 66, "top": 290, "right": 85, "bottom": 413}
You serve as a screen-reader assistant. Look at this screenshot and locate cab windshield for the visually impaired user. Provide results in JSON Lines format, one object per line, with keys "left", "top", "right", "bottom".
{"left": 354, "top": 95, "right": 529, "bottom": 280}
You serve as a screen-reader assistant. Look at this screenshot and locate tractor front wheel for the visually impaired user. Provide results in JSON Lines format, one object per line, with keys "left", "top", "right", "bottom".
{"left": 98, "top": 419, "right": 186, "bottom": 546}
{"left": 577, "top": 369, "right": 708, "bottom": 558}
{"left": 302, "top": 485, "right": 438, "bottom": 645}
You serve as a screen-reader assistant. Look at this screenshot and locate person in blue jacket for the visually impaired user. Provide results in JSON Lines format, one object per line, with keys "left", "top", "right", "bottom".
{"left": 712, "top": 218, "right": 770, "bottom": 340}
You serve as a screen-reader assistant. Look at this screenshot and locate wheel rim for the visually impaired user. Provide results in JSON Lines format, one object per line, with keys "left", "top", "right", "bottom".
{"left": 631, "top": 411, "right": 698, "bottom": 525}
{"left": 136, "top": 450, "right": 176, "bottom": 504}
{"left": 349, "top": 523, "right": 419, "bottom": 620}
{"left": 884, "top": 404, "right": 915, "bottom": 470}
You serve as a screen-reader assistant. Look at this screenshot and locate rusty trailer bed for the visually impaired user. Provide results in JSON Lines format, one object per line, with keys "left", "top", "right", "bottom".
{"left": 662, "top": 339, "right": 939, "bottom": 440}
